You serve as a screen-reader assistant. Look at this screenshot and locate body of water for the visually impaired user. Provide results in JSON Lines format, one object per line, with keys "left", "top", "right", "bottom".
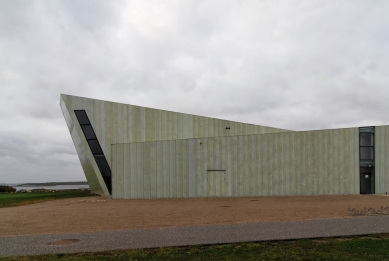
{"left": 1, "top": 184, "right": 90, "bottom": 191}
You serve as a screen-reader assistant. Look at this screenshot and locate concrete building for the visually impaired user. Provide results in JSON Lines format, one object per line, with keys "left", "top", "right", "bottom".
{"left": 60, "top": 94, "right": 389, "bottom": 198}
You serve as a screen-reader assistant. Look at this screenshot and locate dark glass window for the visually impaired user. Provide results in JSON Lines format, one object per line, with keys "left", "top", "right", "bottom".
{"left": 102, "top": 176, "right": 112, "bottom": 192}
{"left": 360, "top": 147, "right": 374, "bottom": 160}
{"left": 360, "top": 160, "right": 374, "bottom": 167}
{"left": 87, "top": 140, "right": 104, "bottom": 155}
{"left": 81, "top": 125, "right": 97, "bottom": 140}
{"left": 359, "top": 126, "right": 375, "bottom": 194}
{"left": 95, "top": 155, "right": 111, "bottom": 177}
{"left": 74, "top": 110, "right": 111, "bottom": 194}
{"left": 360, "top": 133, "right": 373, "bottom": 146}
{"left": 360, "top": 126, "right": 374, "bottom": 133}
{"left": 74, "top": 110, "right": 90, "bottom": 125}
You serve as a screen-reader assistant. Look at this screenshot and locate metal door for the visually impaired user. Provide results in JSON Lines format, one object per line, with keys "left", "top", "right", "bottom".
{"left": 360, "top": 168, "right": 374, "bottom": 194}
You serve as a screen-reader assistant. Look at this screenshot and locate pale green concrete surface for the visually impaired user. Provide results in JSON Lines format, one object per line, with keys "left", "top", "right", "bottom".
{"left": 60, "top": 94, "right": 288, "bottom": 196}
{"left": 60, "top": 94, "right": 389, "bottom": 198}
{"left": 112, "top": 128, "right": 362, "bottom": 198}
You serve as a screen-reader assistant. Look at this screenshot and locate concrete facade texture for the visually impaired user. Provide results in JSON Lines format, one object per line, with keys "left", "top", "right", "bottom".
{"left": 111, "top": 128, "right": 360, "bottom": 198}
{"left": 375, "top": 126, "right": 389, "bottom": 194}
{"left": 60, "top": 94, "right": 289, "bottom": 196}
{"left": 60, "top": 94, "right": 389, "bottom": 198}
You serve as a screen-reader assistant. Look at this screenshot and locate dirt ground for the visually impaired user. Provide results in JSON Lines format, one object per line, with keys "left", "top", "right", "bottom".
{"left": 1, "top": 195, "right": 388, "bottom": 236}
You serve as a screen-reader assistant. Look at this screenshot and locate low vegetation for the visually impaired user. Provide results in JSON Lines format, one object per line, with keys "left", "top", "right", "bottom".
{"left": 1, "top": 234, "right": 389, "bottom": 261}
{"left": 0, "top": 190, "right": 97, "bottom": 208}
{"left": 0, "top": 186, "right": 16, "bottom": 193}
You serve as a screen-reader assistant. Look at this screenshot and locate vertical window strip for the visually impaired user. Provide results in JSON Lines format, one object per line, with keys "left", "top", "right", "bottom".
{"left": 74, "top": 110, "right": 112, "bottom": 194}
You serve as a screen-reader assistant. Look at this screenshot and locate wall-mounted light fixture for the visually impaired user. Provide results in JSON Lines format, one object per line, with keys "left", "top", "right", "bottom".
{"left": 225, "top": 127, "right": 231, "bottom": 130}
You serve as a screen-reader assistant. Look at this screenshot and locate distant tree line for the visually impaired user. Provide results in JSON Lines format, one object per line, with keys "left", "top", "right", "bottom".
{"left": 18, "top": 181, "right": 88, "bottom": 186}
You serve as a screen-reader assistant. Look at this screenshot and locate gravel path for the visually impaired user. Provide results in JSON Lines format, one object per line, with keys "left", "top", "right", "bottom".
{"left": 1, "top": 215, "right": 389, "bottom": 257}
{"left": 3, "top": 195, "right": 389, "bottom": 237}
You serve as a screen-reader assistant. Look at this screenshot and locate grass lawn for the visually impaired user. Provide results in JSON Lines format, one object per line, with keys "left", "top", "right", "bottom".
{"left": 1, "top": 234, "right": 389, "bottom": 261}
{"left": 0, "top": 190, "right": 97, "bottom": 208}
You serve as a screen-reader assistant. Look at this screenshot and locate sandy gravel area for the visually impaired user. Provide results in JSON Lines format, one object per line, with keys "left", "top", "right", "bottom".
{"left": 1, "top": 195, "right": 388, "bottom": 236}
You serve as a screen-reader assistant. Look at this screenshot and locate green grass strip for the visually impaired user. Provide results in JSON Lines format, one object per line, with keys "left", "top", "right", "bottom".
{"left": 1, "top": 234, "right": 389, "bottom": 261}
{"left": 0, "top": 190, "right": 97, "bottom": 208}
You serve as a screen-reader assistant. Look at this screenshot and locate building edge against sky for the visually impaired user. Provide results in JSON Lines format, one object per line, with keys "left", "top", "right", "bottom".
{"left": 60, "top": 94, "right": 389, "bottom": 198}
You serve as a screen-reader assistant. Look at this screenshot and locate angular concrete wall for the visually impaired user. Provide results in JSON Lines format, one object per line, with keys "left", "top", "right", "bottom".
{"left": 60, "top": 97, "right": 108, "bottom": 195}
{"left": 112, "top": 127, "right": 360, "bottom": 198}
{"left": 375, "top": 125, "right": 389, "bottom": 194}
{"left": 60, "top": 94, "right": 289, "bottom": 195}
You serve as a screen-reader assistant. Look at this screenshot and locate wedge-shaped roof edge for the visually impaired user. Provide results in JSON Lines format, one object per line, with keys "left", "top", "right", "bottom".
{"left": 61, "top": 94, "right": 290, "bottom": 133}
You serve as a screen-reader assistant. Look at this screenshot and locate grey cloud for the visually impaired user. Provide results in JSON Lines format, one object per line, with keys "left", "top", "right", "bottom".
{"left": 58, "top": 0, "right": 124, "bottom": 31}
{"left": 1, "top": 0, "right": 389, "bottom": 183}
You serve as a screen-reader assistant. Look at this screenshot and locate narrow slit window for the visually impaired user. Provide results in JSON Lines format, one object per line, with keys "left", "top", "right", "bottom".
{"left": 74, "top": 110, "right": 90, "bottom": 125}
{"left": 74, "top": 110, "right": 111, "bottom": 194}
{"left": 81, "top": 125, "right": 97, "bottom": 140}
{"left": 360, "top": 147, "right": 374, "bottom": 160}
{"left": 360, "top": 133, "right": 374, "bottom": 146}
{"left": 87, "top": 140, "right": 104, "bottom": 155}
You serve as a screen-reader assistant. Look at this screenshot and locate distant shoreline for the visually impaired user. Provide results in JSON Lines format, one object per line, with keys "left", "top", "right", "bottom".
{"left": 13, "top": 182, "right": 89, "bottom": 187}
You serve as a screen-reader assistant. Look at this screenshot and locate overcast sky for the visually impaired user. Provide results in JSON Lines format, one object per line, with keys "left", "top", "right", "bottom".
{"left": 1, "top": 0, "right": 389, "bottom": 183}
